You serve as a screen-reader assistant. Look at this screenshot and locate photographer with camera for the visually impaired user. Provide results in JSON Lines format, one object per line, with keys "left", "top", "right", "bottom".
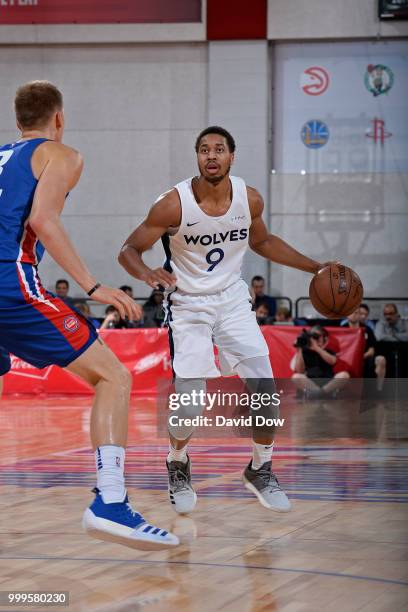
{"left": 291, "top": 325, "right": 350, "bottom": 399}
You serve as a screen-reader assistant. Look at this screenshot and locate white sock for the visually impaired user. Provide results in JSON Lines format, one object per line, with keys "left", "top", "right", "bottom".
{"left": 96, "top": 445, "right": 126, "bottom": 503}
{"left": 167, "top": 443, "right": 188, "bottom": 464}
{"left": 252, "top": 441, "right": 273, "bottom": 470}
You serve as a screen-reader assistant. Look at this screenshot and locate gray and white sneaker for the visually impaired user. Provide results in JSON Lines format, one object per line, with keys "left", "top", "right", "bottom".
{"left": 166, "top": 455, "right": 197, "bottom": 514}
{"left": 242, "top": 460, "right": 291, "bottom": 512}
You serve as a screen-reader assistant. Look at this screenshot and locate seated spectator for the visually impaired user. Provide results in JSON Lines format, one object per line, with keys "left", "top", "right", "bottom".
{"left": 291, "top": 325, "right": 350, "bottom": 398}
{"left": 100, "top": 305, "right": 121, "bottom": 329}
{"left": 344, "top": 307, "right": 385, "bottom": 390}
{"left": 341, "top": 302, "right": 375, "bottom": 330}
{"left": 55, "top": 278, "right": 75, "bottom": 308}
{"left": 274, "top": 306, "right": 293, "bottom": 325}
{"left": 100, "top": 305, "right": 141, "bottom": 329}
{"left": 118, "top": 285, "right": 143, "bottom": 326}
{"left": 375, "top": 304, "right": 408, "bottom": 342}
{"left": 119, "top": 285, "right": 134, "bottom": 298}
{"left": 359, "top": 303, "right": 375, "bottom": 331}
{"left": 74, "top": 301, "right": 101, "bottom": 329}
{"left": 255, "top": 302, "right": 274, "bottom": 326}
{"left": 143, "top": 289, "right": 165, "bottom": 328}
{"left": 251, "top": 275, "right": 276, "bottom": 318}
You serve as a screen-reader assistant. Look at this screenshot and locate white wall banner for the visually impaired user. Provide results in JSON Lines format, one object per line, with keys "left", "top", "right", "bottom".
{"left": 273, "top": 41, "right": 408, "bottom": 173}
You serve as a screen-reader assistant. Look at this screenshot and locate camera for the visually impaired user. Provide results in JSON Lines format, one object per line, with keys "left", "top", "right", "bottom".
{"left": 294, "top": 329, "right": 320, "bottom": 349}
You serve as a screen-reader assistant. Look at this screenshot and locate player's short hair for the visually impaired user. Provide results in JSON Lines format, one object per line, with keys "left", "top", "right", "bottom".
{"left": 360, "top": 303, "right": 369, "bottom": 313}
{"left": 56, "top": 279, "right": 69, "bottom": 288}
{"left": 14, "top": 81, "right": 63, "bottom": 129}
{"left": 195, "top": 126, "right": 236, "bottom": 153}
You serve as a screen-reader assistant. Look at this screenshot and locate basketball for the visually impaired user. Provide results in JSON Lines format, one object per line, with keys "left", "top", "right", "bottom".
{"left": 309, "top": 264, "right": 364, "bottom": 318}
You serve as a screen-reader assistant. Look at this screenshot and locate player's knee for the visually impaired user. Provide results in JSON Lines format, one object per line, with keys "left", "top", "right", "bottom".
{"left": 97, "top": 358, "right": 131, "bottom": 394}
{"left": 175, "top": 377, "right": 206, "bottom": 393}
{"left": 375, "top": 355, "right": 386, "bottom": 367}
{"left": 116, "top": 363, "right": 132, "bottom": 393}
{"left": 292, "top": 372, "right": 306, "bottom": 379}
{"left": 335, "top": 371, "right": 350, "bottom": 379}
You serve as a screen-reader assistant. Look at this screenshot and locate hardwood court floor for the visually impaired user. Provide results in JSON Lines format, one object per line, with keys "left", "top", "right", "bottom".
{"left": 0, "top": 396, "right": 407, "bottom": 612}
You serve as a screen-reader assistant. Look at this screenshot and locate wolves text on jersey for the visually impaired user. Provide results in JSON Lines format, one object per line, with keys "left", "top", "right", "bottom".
{"left": 184, "top": 228, "right": 249, "bottom": 247}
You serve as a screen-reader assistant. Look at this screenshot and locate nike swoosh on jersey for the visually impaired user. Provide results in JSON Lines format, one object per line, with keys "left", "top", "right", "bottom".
{"left": 186, "top": 222, "right": 200, "bottom": 226}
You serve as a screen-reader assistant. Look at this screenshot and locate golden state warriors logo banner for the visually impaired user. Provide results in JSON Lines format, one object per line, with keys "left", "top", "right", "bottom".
{"left": 0, "top": 0, "right": 201, "bottom": 24}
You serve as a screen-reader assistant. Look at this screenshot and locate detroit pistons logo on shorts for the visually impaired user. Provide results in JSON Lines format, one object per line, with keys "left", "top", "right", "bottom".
{"left": 63, "top": 315, "right": 80, "bottom": 333}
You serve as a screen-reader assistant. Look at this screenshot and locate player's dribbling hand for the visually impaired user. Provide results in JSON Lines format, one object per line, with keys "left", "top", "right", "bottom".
{"left": 141, "top": 268, "right": 177, "bottom": 290}
{"left": 90, "top": 286, "right": 141, "bottom": 321}
{"left": 317, "top": 260, "right": 341, "bottom": 273}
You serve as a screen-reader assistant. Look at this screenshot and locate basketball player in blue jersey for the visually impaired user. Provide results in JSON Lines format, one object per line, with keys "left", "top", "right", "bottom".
{"left": 0, "top": 81, "right": 178, "bottom": 549}
{"left": 119, "top": 126, "right": 327, "bottom": 514}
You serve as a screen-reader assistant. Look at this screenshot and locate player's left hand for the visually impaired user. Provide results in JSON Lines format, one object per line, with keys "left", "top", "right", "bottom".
{"left": 91, "top": 285, "right": 140, "bottom": 321}
{"left": 129, "top": 302, "right": 143, "bottom": 321}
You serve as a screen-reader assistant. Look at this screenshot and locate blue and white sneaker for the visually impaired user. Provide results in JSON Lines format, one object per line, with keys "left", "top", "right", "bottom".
{"left": 167, "top": 456, "right": 197, "bottom": 514}
{"left": 83, "top": 488, "right": 179, "bottom": 550}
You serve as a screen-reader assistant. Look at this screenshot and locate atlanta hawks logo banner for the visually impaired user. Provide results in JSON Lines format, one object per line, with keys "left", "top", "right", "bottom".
{"left": 2, "top": 328, "right": 364, "bottom": 395}
{"left": 0, "top": 0, "right": 201, "bottom": 25}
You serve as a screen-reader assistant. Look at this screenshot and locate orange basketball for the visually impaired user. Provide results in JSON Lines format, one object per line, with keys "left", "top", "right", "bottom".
{"left": 309, "top": 264, "right": 364, "bottom": 319}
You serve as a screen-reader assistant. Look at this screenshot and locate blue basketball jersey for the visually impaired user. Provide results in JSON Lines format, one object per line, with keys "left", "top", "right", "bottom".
{"left": 0, "top": 138, "right": 98, "bottom": 375}
{"left": 0, "top": 138, "right": 47, "bottom": 264}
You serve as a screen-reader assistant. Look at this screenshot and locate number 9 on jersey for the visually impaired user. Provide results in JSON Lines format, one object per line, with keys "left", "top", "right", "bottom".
{"left": 206, "top": 248, "right": 225, "bottom": 272}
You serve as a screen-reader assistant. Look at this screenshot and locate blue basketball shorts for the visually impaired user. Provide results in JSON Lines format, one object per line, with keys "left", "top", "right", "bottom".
{"left": 0, "top": 262, "right": 98, "bottom": 375}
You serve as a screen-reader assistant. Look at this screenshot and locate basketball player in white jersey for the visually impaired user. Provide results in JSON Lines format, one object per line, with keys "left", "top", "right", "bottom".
{"left": 119, "top": 126, "right": 325, "bottom": 513}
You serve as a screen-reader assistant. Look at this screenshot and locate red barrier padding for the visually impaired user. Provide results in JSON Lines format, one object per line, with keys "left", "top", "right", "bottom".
{"left": 207, "top": 0, "right": 267, "bottom": 40}
{"left": 2, "top": 326, "right": 364, "bottom": 396}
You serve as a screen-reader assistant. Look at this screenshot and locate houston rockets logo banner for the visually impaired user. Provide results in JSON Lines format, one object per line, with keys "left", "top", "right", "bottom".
{"left": 0, "top": 0, "right": 201, "bottom": 25}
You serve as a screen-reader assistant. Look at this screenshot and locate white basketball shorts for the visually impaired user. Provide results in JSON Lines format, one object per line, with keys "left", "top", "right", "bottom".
{"left": 164, "top": 279, "right": 270, "bottom": 378}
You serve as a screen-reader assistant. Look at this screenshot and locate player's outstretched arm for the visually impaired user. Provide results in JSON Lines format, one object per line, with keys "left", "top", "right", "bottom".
{"left": 29, "top": 142, "right": 138, "bottom": 320}
{"left": 247, "top": 187, "right": 322, "bottom": 274}
{"left": 118, "top": 190, "right": 179, "bottom": 289}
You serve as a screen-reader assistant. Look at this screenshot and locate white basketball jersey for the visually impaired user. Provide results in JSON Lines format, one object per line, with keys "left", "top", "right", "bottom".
{"left": 163, "top": 176, "right": 251, "bottom": 294}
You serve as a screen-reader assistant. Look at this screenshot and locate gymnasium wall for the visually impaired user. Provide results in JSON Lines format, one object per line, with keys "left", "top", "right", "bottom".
{"left": 208, "top": 41, "right": 270, "bottom": 283}
{"left": 267, "top": 0, "right": 408, "bottom": 40}
{"left": 0, "top": 0, "right": 406, "bottom": 302}
{"left": 0, "top": 38, "right": 271, "bottom": 296}
{"left": 0, "top": 43, "right": 208, "bottom": 296}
